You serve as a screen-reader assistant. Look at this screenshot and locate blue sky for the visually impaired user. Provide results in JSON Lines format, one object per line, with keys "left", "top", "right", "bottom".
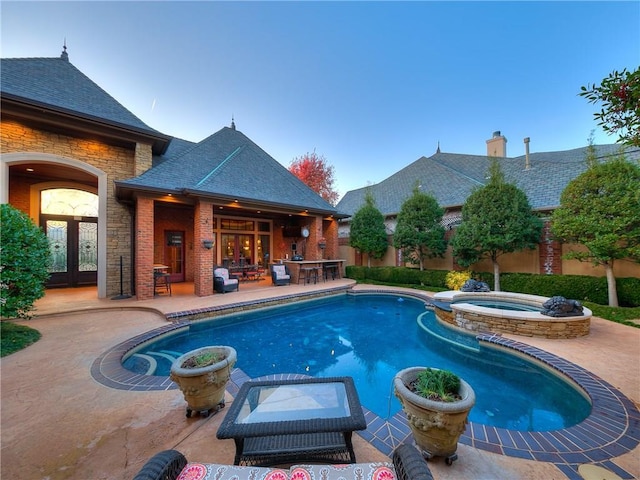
{"left": 2, "top": 1, "right": 639, "bottom": 199}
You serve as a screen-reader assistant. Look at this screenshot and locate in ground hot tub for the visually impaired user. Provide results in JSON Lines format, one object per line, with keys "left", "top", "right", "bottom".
{"left": 432, "top": 291, "right": 591, "bottom": 339}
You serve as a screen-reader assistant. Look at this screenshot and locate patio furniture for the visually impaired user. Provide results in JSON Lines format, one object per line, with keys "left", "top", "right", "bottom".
{"left": 216, "top": 377, "right": 366, "bottom": 466}
{"left": 324, "top": 262, "right": 340, "bottom": 280}
{"left": 132, "top": 443, "right": 434, "bottom": 480}
{"left": 298, "top": 266, "right": 317, "bottom": 284}
{"left": 270, "top": 264, "right": 290, "bottom": 286}
{"left": 154, "top": 265, "right": 172, "bottom": 296}
{"left": 214, "top": 268, "right": 240, "bottom": 293}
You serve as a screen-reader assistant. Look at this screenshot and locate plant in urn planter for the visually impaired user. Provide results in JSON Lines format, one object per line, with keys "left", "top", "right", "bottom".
{"left": 394, "top": 367, "right": 475, "bottom": 465}
{"left": 170, "top": 346, "right": 237, "bottom": 418}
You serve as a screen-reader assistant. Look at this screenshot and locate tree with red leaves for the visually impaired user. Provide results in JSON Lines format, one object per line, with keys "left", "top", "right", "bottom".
{"left": 580, "top": 67, "right": 640, "bottom": 147}
{"left": 289, "top": 150, "right": 339, "bottom": 205}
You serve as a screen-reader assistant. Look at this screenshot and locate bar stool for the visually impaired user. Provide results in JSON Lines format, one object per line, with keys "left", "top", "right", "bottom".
{"left": 154, "top": 271, "right": 172, "bottom": 296}
{"left": 324, "top": 263, "right": 339, "bottom": 280}
{"left": 298, "top": 267, "right": 317, "bottom": 284}
{"left": 314, "top": 266, "right": 324, "bottom": 282}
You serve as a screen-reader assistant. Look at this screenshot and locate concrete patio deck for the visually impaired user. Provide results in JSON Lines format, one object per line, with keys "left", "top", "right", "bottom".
{"left": 1, "top": 281, "right": 638, "bottom": 480}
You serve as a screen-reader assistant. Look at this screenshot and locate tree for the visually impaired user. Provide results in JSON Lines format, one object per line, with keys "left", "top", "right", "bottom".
{"left": 580, "top": 67, "right": 640, "bottom": 147}
{"left": 1, "top": 204, "right": 51, "bottom": 318}
{"left": 349, "top": 191, "right": 388, "bottom": 267}
{"left": 393, "top": 186, "right": 447, "bottom": 271}
{"left": 451, "top": 160, "right": 543, "bottom": 291}
{"left": 551, "top": 154, "right": 640, "bottom": 307}
{"left": 289, "top": 150, "right": 339, "bottom": 205}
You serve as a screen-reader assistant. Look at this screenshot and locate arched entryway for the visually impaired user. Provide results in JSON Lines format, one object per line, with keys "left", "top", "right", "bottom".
{"left": 1, "top": 153, "right": 108, "bottom": 298}
{"left": 38, "top": 187, "right": 99, "bottom": 288}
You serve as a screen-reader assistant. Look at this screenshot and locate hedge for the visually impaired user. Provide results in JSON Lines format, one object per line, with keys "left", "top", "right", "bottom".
{"left": 344, "top": 266, "right": 640, "bottom": 307}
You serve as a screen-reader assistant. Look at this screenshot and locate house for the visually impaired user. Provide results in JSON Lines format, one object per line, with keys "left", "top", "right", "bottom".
{"left": 336, "top": 132, "right": 640, "bottom": 279}
{"left": 1, "top": 49, "right": 343, "bottom": 300}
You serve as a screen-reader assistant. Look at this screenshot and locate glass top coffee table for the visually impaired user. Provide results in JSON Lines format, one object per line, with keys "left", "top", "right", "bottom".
{"left": 216, "top": 377, "right": 366, "bottom": 466}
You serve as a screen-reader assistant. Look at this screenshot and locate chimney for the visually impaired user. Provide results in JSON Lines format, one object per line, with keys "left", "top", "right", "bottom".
{"left": 524, "top": 137, "right": 531, "bottom": 170}
{"left": 486, "top": 131, "right": 507, "bottom": 157}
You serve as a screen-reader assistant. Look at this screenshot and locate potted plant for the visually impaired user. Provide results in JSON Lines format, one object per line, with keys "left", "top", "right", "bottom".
{"left": 394, "top": 366, "right": 475, "bottom": 465}
{"left": 170, "top": 345, "right": 237, "bottom": 418}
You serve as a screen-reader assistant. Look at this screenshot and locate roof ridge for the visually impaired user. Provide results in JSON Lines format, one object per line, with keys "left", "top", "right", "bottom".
{"left": 429, "top": 154, "right": 486, "bottom": 186}
{"left": 195, "top": 145, "right": 244, "bottom": 187}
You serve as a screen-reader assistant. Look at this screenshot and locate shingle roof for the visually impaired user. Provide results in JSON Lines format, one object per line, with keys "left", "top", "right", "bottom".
{"left": 119, "top": 126, "right": 338, "bottom": 214}
{"left": 336, "top": 145, "right": 640, "bottom": 217}
{"left": 1, "top": 56, "right": 162, "bottom": 136}
{"left": 2, "top": 54, "right": 336, "bottom": 215}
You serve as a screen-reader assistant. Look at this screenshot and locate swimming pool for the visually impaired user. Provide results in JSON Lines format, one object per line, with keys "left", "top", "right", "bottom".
{"left": 122, "top": 293, "right": 591, "bottom": 431}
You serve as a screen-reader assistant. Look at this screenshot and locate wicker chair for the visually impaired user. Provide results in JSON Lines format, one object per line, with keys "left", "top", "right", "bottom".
{"left": 214, "top": 267, "right": 240, "bottom": 293}
{"left": 132, "top": 444, "right": 434, "bottom": 480}
{"left": 270, "top": 264, "right": 291, "bottom": 286}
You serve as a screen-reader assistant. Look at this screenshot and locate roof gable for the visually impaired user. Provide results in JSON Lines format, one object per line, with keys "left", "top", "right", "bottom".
{"left": 336, "top": 144, "right": 640, "bottom": 217}
{"left": 119, "top": 127, "right": 338, "bottom": 214}
{"left": 1, "top": 56, "right": 160, "bottom": 134}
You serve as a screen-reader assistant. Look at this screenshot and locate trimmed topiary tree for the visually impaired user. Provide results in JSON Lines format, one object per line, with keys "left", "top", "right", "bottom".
{"left": 349, "top": 191, "right": 388, "bottom": 267}
{"left": 551, "top": 153, "right": 640, "bottom": 307}
{"left": 393, "top": 186, "right": 447, "bottom": 271}
{"left": 451, "top": 160, "right": 543, "bottom": 291}
{"left": 1, "top": 204, "right": 51, "bottom": 318}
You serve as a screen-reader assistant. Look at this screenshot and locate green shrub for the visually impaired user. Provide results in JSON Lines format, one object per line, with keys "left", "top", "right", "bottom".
{"left": 344, "top": 266, "right": 640, "bottom": 307}
{"left": 1, "top": 204, "right": 51, "bottom": 318}
{"left": 345, "top": 266, "right": 448, "bottom": 289}
{"left": 468, "top": 272, "right": 638, "bottom": 307}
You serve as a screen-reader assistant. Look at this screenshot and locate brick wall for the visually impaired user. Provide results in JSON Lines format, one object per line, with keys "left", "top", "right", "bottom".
{"left": 154, "top": 205, "right": 195, "bottom": 281}
{"left": 135, "top": 197, "right": 155, "bottom": 299}
{"left": 539, "top": 220, "right": 562, "bottom": 275}
{"left": 194, "top": 201, "right": 214, "bottom": 296}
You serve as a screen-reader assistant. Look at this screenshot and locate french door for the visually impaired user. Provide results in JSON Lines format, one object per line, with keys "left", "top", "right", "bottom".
{"left": 164, "top": 231, "right": 185, "bottom": 282}
{"left": 221, "top": 234, "right": 254, "bottom": 266}
{"left": 42, "top": 214, "right": 98, "bottom": 288}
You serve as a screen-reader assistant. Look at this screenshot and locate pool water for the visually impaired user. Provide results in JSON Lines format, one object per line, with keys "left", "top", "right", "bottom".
{"left": 123, "top": 294, "right": 591, "bottom": 431}
{"left": 453, "top": 300, "right": 541, "bottom": 312}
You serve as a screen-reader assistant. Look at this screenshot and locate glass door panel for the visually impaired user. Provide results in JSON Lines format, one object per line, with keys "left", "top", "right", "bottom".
{"left": 239, "top": 234, "right": 253, "bottom": 265}
{"left": 78, "top": 222, "right": 98, "bottom": 272}
{"left": 46, "top": 220, "right": 68, "bottom": 274}
{"left": 43, "top": 216, "right": 97, "bottom": 287}
{"left": 258, "top": 234, "right": 270, "bottom": 267}
{"left": 76, "top": 221, "right": 98, "bottom": 286}
{"left": 221, "top": 234, "right": 236, "bottom": 268}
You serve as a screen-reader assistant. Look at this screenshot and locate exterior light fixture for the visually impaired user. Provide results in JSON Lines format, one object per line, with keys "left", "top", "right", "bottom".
{"left": 202, "top": 239, "right": 214, "bottom": 250}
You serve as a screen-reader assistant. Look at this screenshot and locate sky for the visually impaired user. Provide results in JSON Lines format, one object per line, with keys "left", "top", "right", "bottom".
{"left": 2, "top": 1, "right": 639, "bottom": 200}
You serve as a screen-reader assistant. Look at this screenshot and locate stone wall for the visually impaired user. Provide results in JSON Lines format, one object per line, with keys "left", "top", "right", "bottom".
{"left": 2, "top": 119, "right": 151, "bottom": 297}
{"left": 433, "top": 305, "right": 590, "bottom": 339}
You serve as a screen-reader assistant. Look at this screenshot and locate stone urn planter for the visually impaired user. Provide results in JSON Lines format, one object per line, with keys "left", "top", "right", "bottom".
{"left": 170, "top": 346, "right": 237, "bottom": 418}
{"left": 394, "top": 366, "right": 475, "bottom": 465}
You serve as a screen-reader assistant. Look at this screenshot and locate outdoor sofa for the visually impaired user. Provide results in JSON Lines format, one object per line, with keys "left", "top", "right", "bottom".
{"left": 132, "top": 444, "right": 434, "bottom": 480}
{"left": 214, "top": 267, "right": 240, "bottom": 293}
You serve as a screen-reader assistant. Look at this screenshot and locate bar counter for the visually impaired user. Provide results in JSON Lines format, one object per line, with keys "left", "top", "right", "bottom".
{"left": 280, "top": 259, "right": 346, "bottom": 284}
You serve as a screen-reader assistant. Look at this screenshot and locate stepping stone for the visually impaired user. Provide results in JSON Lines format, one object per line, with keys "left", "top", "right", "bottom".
{"left": 578, "top": 464, "right": 623, "bottom": 480}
